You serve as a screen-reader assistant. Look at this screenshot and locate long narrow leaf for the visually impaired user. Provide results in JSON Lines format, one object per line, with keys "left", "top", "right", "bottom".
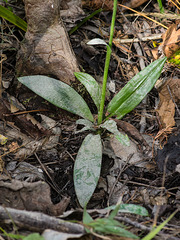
{"left": 74, "top": 134, "right": 102, "bottom": 207}
{"left": 108, "top": 204, "right": 121, "bottom": 220}
{"left": 69, "top": 8, "right": 103, "bottom": 35}
{"left": 89, "top": 218, "right": 139, "bottom": 239}
{"left": 0, "top": 5, "right": 27, "bottom": 31}
{"left": 107, "top": 57, "right": 167, "bottom": 119}
{"left": 18, "top": 75, "right": 94, "bottom": 122}
{"left": 74, "top": 72, "right": 101, "bottom": 110}
{"left": 83, "top": 206, "right": 93, "bottom": 225}
{"left": 106, "top": 204, "right": 149, "bottom": 216}
{"left": 141, "top": 210, "right": 178, "bottom": 240}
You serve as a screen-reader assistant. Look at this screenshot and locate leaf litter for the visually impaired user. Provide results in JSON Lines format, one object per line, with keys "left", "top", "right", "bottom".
{"left": 0, "top": 0, "right": 180, "bottom": 239}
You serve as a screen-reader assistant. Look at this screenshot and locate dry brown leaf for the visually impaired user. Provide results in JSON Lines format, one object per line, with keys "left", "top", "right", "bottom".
{"left": 0, "top": 175, "right": 70, "bottom": 216}
{"left": 82, "top": 0, "right": 114, "bottom": 11}
{"left": 122, "top": 0, "right": 148, "bottom": 10}
{"left": 156, "top": 78, "right": 180, "bottom": 128}
{"left": 162, "top": 20, "right": 180, "bottom": 58}
{"left": 152, "top": 21, "right": 180, "bottom": 60}
{"left": 157, "top": 99, "right": 175, "bottom": 128}
{"left": 8, "top": 141, "right": 20, "bottom": 152}
{"left": 82, "top": 0, "right": 148, "bottom": 11}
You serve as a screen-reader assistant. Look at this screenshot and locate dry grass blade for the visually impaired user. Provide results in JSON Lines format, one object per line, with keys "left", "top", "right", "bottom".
{"left": 118, "top": 4, "right": 168, "bottom": 29}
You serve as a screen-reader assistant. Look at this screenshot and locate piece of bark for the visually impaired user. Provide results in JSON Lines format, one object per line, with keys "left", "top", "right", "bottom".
{"left": 0, "top": 206, "right": 85, "bottom": 233}
{"left": 16, "top": 0, "right": 79, "bottom": 85}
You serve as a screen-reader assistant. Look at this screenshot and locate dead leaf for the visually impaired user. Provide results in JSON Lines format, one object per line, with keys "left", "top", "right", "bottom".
{"left": 0, "top": 175, "right": 70, "bottom": 216}
{"left": 82, "top": 0, "right": 148, "bottom": 11}
{"left": 0, "top": 95, "right": 52, "bottom": 139}
{"left": 156, "top": 78, "right": 180, "bottom": 129}
{"left": 8, "top": 141, "right": 19, "bottom": 152}
{"left": 162, "top": 20, "right": 180, "bottom": 58}
{"left": 103, "top": 137, "right": 147, "bottom": 168}
{"left": 0, "top": 134, "right": 8, "bottom": 145}
{"left": 42, "top": 230, "right": 83, "bottom": 240}
{"left": 82, "top": 0, "right": 114, "bottom": 11}
{"left": 157, "top": 100, "right": 175, "bottom": 128}
{"left": 122, "top": 0, "right": 149, "bottom": 10}
{"left": 152, "top": 21, "right": 180, "bottom": 62}
{"left": 6, "top": 161, "right": 44, "bottom": 182}
{"left": 115, "top": 119, "right": 148, "bottom": 147}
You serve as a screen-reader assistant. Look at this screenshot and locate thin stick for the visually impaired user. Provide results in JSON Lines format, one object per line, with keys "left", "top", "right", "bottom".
{"left": 124, "top": 12, "right": 180, "bottom": 20}
{"left": 113, "top": 33, "right": 162, "bottom": 43}
{"left": 0, "top": 53, "right": 7, "bottom": 99}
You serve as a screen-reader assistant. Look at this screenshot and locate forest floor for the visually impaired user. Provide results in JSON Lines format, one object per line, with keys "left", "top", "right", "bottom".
{"left": 0, "top": 0, "right": 180, "bottom": 239}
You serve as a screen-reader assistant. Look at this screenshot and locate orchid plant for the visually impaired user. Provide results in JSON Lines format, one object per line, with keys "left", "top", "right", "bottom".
{"left": 18, "top": 0, "right": 167, "bottom": 207}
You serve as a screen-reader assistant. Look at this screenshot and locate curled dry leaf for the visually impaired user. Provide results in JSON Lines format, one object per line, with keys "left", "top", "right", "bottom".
{"left": 0, "top": 175, "right": 70, "bottom": 216}
{"left": 60, "top": 0, "right": 85, "bottom": 21}
{"left": 152, "top": 20, "right": 180, "bottom": 64}
{"left": 162, "top": 20, "right": 180, "bottom": 59}
{"left": 156, "top": 78, "right": 180, "bottom": 129}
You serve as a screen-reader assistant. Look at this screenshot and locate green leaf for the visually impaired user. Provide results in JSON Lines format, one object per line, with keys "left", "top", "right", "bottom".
{"left": 23, "top": 233, "right": 45, "bottom": 240}
{"left": 89, "top": 218, "right": 139, "bottom": 239}
{"left": 0, "top": 5, "right": 27, "bottom": 31}
{"left": 141, "top": 210, "right": 178, "bottom": 240}
{"left": 0, "top": 227, "right": 25, "bottom": 239}
{"left": 100, "top": 119, "right": 130, "bottom": 146}
{"left": 107, "top": 57, "right": 167, "bottom": 119}
{"left": 97, "top": 225, "right": 139, "bottom": 239}
{"left": 157, "top": 0, "right": 164, "bottom": 13}
{"left": 83, "top": 205, "right": 93, "bottom": 225}
{"left": 74, "top": 72, "right": 101, "bottom": 110}
{"left": 108, "top": 204, "right": 121, "bottom": 220}
{"left": 18, "top": 75, "right": 94, "bottom": 122}
{"left": 107, "top": 204, "right": 149, "bottom": 216}
{"left": 76, "top": 119, "right": 95, "bottom": 133}
{"left": 69, "top": 8, "right": 103, "bottom": 35}
{"left": 87, "top": 38, "right": 107, "bottom": 46}
{"left": 74, "top": 134, "right": 102, "bottom": 207}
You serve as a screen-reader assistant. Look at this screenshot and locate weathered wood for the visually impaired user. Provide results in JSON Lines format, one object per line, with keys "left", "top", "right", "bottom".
{"left": 0, "top": 206, "right": 85, "bottom": 233}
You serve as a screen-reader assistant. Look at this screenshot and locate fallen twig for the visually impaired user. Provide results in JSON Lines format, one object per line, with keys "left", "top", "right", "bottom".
{"left": 0, "top": 206, "right": 85, "bottom": 234}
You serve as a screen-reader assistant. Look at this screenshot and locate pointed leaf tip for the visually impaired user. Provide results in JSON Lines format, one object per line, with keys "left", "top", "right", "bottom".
{"left": 87, "top": 38, "right": 107, "bottom": 46}
{"left": 107, "top": 57, "right": 167, "bottom": 119}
